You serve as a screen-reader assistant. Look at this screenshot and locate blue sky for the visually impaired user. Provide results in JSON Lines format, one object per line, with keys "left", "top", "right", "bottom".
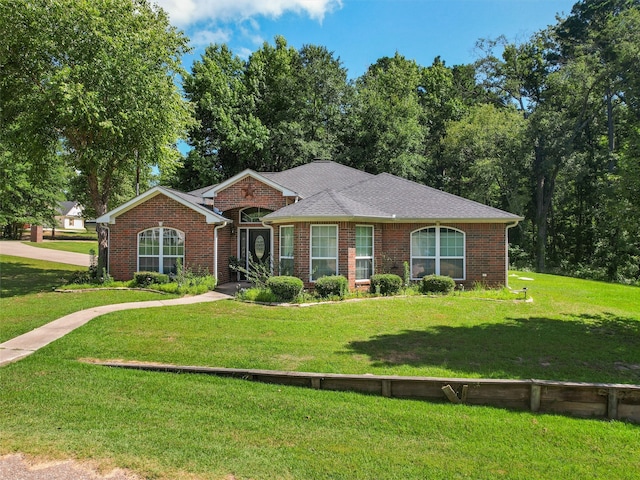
{"left": 156, "top": 0, "right": 578, "bottom": 79}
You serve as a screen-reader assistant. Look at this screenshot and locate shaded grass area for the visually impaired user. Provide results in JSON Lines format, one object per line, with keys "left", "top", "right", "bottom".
{"left": 1, "top": 356, "right": 639, "bottom": 480}
{"left": 0, "top": 255, "right": 81, "bottom": 297}
{"left": 0, "top": 255, "right": 178, "bottom": 342}
{"left": 21, "top": 240, "right": 98, "bottom": 255}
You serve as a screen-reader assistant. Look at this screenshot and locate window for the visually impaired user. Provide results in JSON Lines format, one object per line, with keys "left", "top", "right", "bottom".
{"left": 355, "top": 225, "right": 373, "bottom": 281}
{"left": 138, "top": 227, "right": 184, "bottom": 274}
{"left": 240, "top": 207, "right": 273, "bottom": 223}
{"left": 310, "top": 225, "right": 337, "bottom": 281}
{"left": 411, "top": 227, "right": 464, "bottom": 280}
{"left": 280, "top": 226, "right": 294, "bottom": 276}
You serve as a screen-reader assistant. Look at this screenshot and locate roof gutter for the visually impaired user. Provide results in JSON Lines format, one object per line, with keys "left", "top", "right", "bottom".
{"left": 504, "top": 220, "right": 521, "bottom": 288}
{"left": 261, "top": 216, "right": 524, "bottom": 225}
{"left": 214, "top": 221, "right": 228, "bottom": 280}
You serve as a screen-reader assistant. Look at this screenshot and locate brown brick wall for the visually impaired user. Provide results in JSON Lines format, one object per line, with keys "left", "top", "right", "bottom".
{"left": 213, "top": 177, "right": 291, "bottom": 213}
{"left": 107, "top": 188, "right": 508, "bottom": 288}
{"left": 107, "top": 193, "right": 218, "bottom": 281}
{"left": 269, "top": 221, "right": 508, "bottom": 289}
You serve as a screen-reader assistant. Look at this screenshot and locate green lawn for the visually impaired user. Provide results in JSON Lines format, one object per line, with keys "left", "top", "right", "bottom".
{"left": 21, "top": 240, "right": 98, "bottom": 255}
{"left": 0, "top": 255, "right": 178, "bottom": 342}
{"left": 1, "top": 270, "right": 639, "bottom": 479}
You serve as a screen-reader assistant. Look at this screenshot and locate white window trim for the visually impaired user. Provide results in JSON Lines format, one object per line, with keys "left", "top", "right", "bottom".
{"left": 355, "top": 225, "right": 374, "bottom": 282}
{"left": 239, "top": 206, "right": 273, "bottom": 224}
{"left": 279, "top": 225, "right": 294, "bottom": 275}
{"left": 310, "top": 224, "right": 339, "bottom": 282}
{"left": 137, "top": 227, "right": 185, "bottom": 274}
{"left": 410, "top": 226, "right": 465, "bottom": 281}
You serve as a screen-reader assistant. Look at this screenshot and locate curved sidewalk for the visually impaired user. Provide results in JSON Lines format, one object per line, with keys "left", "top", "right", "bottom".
{"left": 0, "top": 290, "right": 231, "bottom": 367}
{"left": 0, "top": 240, "right": 91, "bottom": 267}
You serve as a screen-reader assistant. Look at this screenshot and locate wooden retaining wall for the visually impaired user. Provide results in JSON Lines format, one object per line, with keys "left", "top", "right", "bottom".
{"left": 96, "top": 362, "right": 640, "bottom": 424}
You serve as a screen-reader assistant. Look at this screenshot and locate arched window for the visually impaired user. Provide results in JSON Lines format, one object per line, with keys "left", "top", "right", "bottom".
{"left": 411, "top": 227, "right": 465, "bottom": 280}
{"left": 138, "top": 227, "right": 184, "bottom": 274}
{"left": 240, "top": 207, "right": 273, "bottom": 223}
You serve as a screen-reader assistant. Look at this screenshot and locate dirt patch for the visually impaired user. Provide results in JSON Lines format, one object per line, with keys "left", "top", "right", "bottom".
{"left": 0, "top": 453, "right": 142, "bottom": 480}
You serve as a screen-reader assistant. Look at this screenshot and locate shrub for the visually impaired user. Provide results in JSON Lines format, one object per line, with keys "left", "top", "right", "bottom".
{"left": 314, "top": 275, "right": 348, "bottom": 298}
{"left": 237, "top": 287, "right": 277, "bottom": 303}
{"left": 134, "top": 271, "right": 170, "bottom": 287}
{"left": 266, "top": 276, "right": 304, "bottom": 302}
{"left": 370, "top": 274, "right": 403, "bottom": 296}
{"left": 419, "top": 275, "right": 456, "bottom": 295}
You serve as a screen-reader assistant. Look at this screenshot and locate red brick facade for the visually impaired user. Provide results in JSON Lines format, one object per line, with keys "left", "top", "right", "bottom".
{"left": 106, "top": 178, "right": 510, "bottom": 288}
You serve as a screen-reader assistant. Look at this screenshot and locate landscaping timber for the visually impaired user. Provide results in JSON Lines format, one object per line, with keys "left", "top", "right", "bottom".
{"left": 95, "top": 361, "right": 640, "bottom": 424}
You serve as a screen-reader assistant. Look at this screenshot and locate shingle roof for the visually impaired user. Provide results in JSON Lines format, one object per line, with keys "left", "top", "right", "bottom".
{"left": 175, "top": 160, "right": 521, "bottom": 224}
{"left": 261, "top": 161, "right": 374, "bottom": 198}
{"left": 57, "top": 201, "right": 79, "bottom": 216}
{"left": 269, "top": 189, "right": 392, "bottom": 220}
{"left": 263, "top": 171, "right": 522, "bottom": 223}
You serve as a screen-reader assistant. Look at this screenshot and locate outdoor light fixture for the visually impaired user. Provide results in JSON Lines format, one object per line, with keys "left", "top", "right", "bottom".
{"left": 523, "top": 287, "right": 528, "bottom": 299}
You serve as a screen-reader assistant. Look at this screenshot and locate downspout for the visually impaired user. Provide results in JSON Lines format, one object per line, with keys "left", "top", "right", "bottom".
{"left": 505, "top": 221, "right": 520, "bottom": 288}
{"left": 214, "top": 221, "right": 228, "bottom": 280}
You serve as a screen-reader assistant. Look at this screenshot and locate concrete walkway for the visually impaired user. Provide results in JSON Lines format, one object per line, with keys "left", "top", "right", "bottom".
{"left": 0, "top": 240, "right": 91, "bottom": 267}
{"left": 0, "top": 290, "right": 232, "bottom": 367}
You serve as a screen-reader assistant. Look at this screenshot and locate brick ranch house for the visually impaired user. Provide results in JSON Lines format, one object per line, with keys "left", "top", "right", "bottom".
{"left": 97, "top": 161, "right": 522, "bottom": 290}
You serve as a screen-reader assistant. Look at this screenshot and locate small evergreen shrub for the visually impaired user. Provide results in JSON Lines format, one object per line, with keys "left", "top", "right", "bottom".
{"left": 370, "top": 273, "right": 403, "bottom": 296}
{"left": 419, "top": 274, "right": 456, "bottom": 295}
{"left": 314, "top": 275, "right": 348, "bottom": 298}
{"left": 266, "top": 276, "right": 304, "bottom": 302}
{"left": 134, "top": 271, "right": 170, "bottom": 287}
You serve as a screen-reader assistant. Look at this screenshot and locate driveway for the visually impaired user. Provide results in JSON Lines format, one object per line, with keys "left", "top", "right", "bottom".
{"left": 0, "top": 240, "right": 91, "bottom": 267}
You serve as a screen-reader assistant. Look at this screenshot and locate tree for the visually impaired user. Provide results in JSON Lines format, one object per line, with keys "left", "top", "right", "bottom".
{"left": 177, "top": 37, "right": 351, "bottom": 186}
{"left": 178, "top": 44, "right": 267, "bottom": 188}
{"left": 440, "top": 104, "right": 531, "bottom": 212}
{"left": 0, "top": 0, "right": 192, "bottom": 270}
{"left": 476, "top": 29, "right": 607, "bottom": 272}
{"left": 341, "top": 52, "right": 426, "bottom": 179}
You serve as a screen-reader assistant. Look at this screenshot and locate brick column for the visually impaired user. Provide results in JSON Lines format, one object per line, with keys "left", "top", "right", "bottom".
{"left": 347, "top": 247, "right": 356, "bottom": 291}
{"left": 30, "top": 225, "right": 43, "bottom": 243}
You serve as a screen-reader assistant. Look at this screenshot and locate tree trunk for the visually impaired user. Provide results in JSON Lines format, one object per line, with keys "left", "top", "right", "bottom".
{"left": 87, "top": 171, "right": 110, "bottom": 278}
{"left": 535, "top": 171, "right": 547, "bottom": 273}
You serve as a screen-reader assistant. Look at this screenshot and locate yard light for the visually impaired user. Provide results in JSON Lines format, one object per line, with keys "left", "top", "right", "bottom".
{"left": 523, "top": 287, "right": 528, "bottom": 299}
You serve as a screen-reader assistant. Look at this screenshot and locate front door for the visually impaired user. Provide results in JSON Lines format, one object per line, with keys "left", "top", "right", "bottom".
{"left": 238, "top": 228, "right": 271, "bottom": 280}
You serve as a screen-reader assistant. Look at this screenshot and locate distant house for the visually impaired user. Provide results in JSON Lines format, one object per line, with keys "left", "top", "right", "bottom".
{"left": 56, "top": 201, "right": 85, "bottom": 230}
{"left": 97, "top": 161, "right": 522, "bottom": 289}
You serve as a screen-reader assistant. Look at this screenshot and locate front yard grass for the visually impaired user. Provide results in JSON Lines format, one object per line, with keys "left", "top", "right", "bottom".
{"left": 21, "top": 240, "right": 98, "bottom": 255}
{"left": 0, "top": 255, "right": 178, "bottom": 342}
{"left": 1, "top": 271, "right": 639, "bottom": 478}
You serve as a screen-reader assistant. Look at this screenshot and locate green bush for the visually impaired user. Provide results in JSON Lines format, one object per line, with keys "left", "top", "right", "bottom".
{"left": 370, "top": 274, "right": 403, "bottom": 295}
{"left": 419, "top": 275, "right": 456, "bottom": 295}
{"left": 134, "top": 271, "right": 170, "bottom": 287}
{"left": 314, "top": 275, "right": 348, "bottom": 298}
{"left": 266, "top": 276, "right": 304, "bottom": 302}
{"left": 237, "top": 287, "right": 277, "bottom": 303}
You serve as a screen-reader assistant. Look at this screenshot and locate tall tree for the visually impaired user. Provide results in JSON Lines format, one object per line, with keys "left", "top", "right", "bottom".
{"left": 177, "top": 37, "right": 351, "bottom": 186}
{"left": 178, "top": 44, "right": 267, "bottom": 189}
{"left": 0, "top": 0, "right": 192, "bottom": 270}
{"left": 476, "top": 29, "right": 605, "bottom": 272}
{"left": 341, "top": 52, "right": 426, "bottom": 179}
{"left": 440, "top": 104, "right": 530, "bottom": 211}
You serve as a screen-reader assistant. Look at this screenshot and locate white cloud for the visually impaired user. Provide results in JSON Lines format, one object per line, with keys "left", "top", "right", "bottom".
{"left": 236, "top": 47, "right": 255, "bottom": 60}
{"left": 189, "top": 27, "right": 232, "bottom": 47}
{"left": 154, "top": 0, "right": 342, "bottom": 27}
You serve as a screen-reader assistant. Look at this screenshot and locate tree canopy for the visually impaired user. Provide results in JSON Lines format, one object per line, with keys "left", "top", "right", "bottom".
{"left": 1, "top": 0, "right": 192, "bottom": 266}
